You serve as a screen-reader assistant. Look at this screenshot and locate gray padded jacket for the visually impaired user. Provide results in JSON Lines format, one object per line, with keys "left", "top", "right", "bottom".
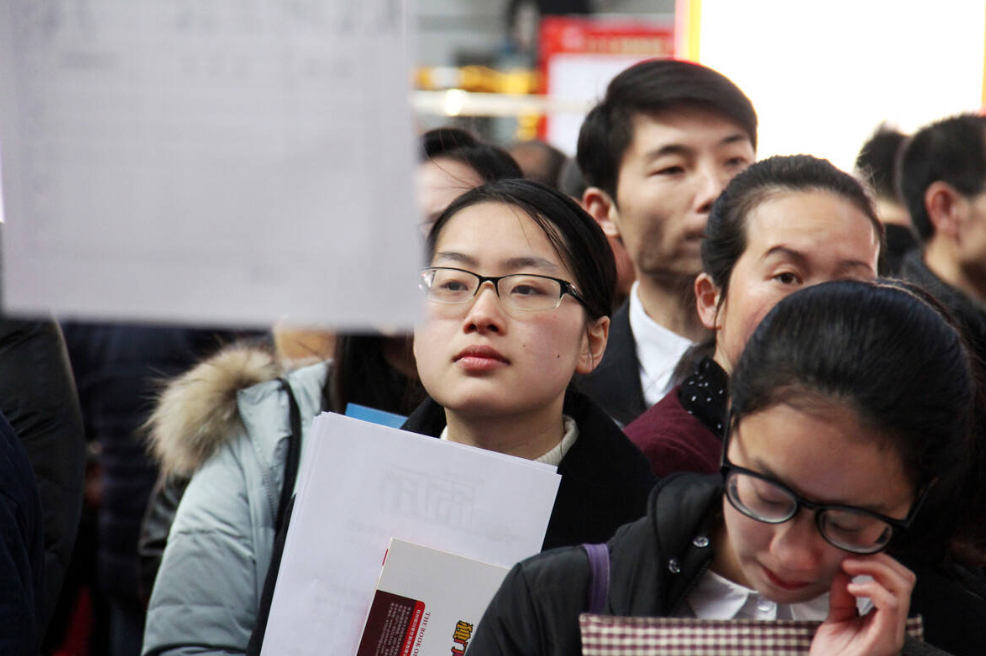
{"left": 141, "top": 355, "right": 327, "bottom": 656}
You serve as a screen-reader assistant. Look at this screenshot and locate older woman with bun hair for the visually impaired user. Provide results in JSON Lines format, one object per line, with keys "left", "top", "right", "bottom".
{"left": 625, "top": 155, "right": 884, "bottom": 477}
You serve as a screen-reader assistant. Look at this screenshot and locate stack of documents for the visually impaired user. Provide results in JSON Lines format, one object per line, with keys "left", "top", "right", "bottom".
{"left": 261, "top": 413, "right": 561, "bottom": 656}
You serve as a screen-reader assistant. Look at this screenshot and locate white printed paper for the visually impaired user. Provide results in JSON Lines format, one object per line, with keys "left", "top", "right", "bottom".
{"left": 0, "top": 0, "right": 420, "bottom": 329}
{"left": 262, "top": 412, "right": 561, "bottom": 656}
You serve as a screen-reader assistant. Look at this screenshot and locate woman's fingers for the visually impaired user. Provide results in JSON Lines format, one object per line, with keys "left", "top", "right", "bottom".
{"left": 842, "top": 553, "right": 915, "bottom": 582}
{"left": 811, "top": 554, "right": 916, "bottom": 656}
{"left": 826, "top": 568, "right": 858, "bottom": 623}
{"left": 844, "top": 578, "right": 901, "bottom": 641}
{"left": 842, "top": 554, "right": 916, "bottom": 604}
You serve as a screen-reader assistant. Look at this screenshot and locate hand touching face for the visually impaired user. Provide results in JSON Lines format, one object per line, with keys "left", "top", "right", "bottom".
{"left": 810, "top": 554, "right": 916, "bottom": 656}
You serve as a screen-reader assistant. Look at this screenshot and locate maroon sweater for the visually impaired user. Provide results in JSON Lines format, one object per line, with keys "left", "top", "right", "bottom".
{"left": 624, "top": 385, "right": 722, "bottom": 477}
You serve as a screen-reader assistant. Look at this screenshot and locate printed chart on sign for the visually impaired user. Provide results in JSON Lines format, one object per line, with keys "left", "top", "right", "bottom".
{"left": 0, "top": 0, "right": 420, "bottom": 328}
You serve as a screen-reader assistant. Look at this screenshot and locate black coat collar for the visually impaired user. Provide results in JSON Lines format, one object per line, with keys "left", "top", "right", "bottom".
{"left": 609, "top": 473, "right": 721, "bottom": 615}
{"left": 900, "top": 249, "right": 986, "bottom": 364}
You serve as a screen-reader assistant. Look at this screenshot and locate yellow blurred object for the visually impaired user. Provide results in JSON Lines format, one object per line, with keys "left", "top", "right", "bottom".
{"left": 415, "top": 65, "right": 540, "bottom": 95}
{"left": 516, "top": 113, "right": 540, "bottom": 141}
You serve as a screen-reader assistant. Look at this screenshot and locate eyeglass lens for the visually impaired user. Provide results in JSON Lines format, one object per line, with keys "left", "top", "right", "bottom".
{"left": 725, "top": 471, "right": 893, "bottom": 553}
{"left": 423, "top": 269, "right": 565, "bottom": 311}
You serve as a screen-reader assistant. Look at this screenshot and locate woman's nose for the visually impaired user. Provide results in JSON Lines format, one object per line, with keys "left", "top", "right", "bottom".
{"left": 769, "top": 511, "right": 826, "bottom": 572}
{"left": 463, "top": 282, "right": 506, "bottom": 334}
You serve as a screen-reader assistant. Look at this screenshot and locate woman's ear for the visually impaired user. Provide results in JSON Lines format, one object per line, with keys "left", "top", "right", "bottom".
{"left": 576, "top": 315, "right": 610, "bottom": 375}
{"left": 695, "top": 273, "right": 722, "bottom": 331}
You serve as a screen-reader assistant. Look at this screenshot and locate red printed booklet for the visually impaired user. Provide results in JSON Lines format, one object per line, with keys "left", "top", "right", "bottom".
{"left": 356, "top": 539, "right": 510, "bottom": 656}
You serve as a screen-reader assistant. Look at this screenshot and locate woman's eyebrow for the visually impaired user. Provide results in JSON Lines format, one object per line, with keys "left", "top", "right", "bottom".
{"left": 760, "top": 245, "right": 809, "bottom": 266}
{"left": 748, "top": 455, "right": 893, "bottom": 513}
{"left": 836, "top": 260, "right": 878, "bottom": 275}
{"left": 747, "top": 456, "right": 828, "bottom": 502}
{"left": 501, "top": 256, "right": 560, "bottom": 272}
{"left": 432, "top": 252, "right": 561, "bottom": 273}
{"left": 760, "top": 246, "right": 876, "bottom": 276}
{"left": 432, "top": 251, "right": 478, "bottom": 266}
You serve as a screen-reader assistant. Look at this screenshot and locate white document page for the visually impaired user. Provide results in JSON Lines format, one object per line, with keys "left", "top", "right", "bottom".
{"left": 0, "top": 1, "right": 420, "bottom": 329}
{"left": 262, "top": 412, "right": 561, "bottom": 656}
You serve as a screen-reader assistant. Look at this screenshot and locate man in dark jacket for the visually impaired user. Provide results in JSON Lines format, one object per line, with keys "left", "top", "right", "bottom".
{"left": 898, "top": 114, "right": 986, "bottom": 367}
{"left": 0, "top": 319, "right": 85, "bottom": 646}
{"left": 575, "top": 60, "right": 757, "bottom": 425}
{"left": 0, "top": 410, "right": 45, "bottom": 655}
{"left": 62, "top": 321, "right": 249, "bottom": 655}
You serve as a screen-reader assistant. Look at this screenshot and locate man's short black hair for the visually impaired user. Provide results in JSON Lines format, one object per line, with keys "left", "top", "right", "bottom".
{"left": 575, "top": 59, "right": 757, "bottom": 200}
{"left": 899, "top": 113, "right": 986, "bottom": 241}
{"left": 855, "top": 124, "right": 907, "bottom": 200}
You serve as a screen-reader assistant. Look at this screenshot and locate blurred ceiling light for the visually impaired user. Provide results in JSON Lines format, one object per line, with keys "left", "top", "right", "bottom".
{"left": 443, "top": 89, "right": 467, "bottom": 116}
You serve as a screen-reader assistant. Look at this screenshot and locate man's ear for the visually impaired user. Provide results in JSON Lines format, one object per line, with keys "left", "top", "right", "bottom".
{"left": 583, "top": 187, "right": 620, "bottom": 238}
{"left": 695, "top": 273, "right": 721, "bottom": 331}
{"left": 576, "top": 315, "right": 610, "bottom": 375}
{"left": 925, "top": 181, "right": 967, "bottom": 240}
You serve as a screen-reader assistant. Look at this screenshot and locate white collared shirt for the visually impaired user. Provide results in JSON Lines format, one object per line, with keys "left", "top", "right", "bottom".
{"left": 680, "top": 569, "right": 874, "bottom": 621}
{"left": 628, "top": 282, "right": 694, "bottom": 406}
{"left": 440, "top": 415, "right": 579, "bottom": 466}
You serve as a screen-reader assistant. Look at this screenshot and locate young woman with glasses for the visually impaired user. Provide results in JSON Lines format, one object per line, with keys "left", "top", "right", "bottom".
{"left": 467, "top": 279, "right": 986, "bottom": 656}
{"left": 404, "top": 178, "right": 657, "bottom": 550}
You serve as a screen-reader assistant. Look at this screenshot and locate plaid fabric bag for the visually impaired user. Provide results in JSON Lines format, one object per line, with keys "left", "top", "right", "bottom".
{"left": 579, "top": 614, "right": 925, "bottom": 655}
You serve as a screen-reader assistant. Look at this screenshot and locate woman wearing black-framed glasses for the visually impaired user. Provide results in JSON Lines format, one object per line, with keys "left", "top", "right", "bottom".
{"left": 469, "top": 280, "right": 986, "bottom": 656}
{"left": 405, "top": 178, "right": 656, "bottom": 551}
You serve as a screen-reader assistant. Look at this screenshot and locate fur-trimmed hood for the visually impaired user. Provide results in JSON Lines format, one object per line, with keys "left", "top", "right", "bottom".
{"left": 146, "top": 344, "right": 283, "bottom": 477}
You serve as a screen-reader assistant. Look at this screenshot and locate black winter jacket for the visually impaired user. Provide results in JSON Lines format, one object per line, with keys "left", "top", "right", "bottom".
{"left": 62, "top": 322, "right": 255, "bottom": 605}
{"left": 468, "top": 474, "right": 986, "bottom": 656}
{"left": 401, "top": 389, "right": 658, "bottom": 551}
{"left": 900, "top": 250, "right": 986, "bottom": 369}
{"left": 0, "top": 411, "right": 45, "bottom": 655}
{"left": 0, "top": 319, "right": 85, "bottom": 642}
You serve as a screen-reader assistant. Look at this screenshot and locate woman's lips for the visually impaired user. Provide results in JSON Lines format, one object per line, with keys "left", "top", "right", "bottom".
{"left": 454, "top": 346, "right": 509, "bottom": 372}
{"left": 762, "top": 565, "right": 811, "bottom": 591}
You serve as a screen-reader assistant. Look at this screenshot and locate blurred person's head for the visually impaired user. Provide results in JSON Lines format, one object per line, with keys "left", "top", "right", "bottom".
{"left": 508, "top": 140, "right": 567, "bottom": 188}
{"left": 557, "top": 156, "right": 587, "bottom": 200}
{"left": 855, "top": 125, "right": 915, "bottom": 274}
{"left": 576, "top": 59, "right": 756, "bottom": 325}
{"left": 899, "top": 114, "right": 986, "bottom": 300}
{"left": 696, "top": 155, "right": 884, "bottom": 374}
{"left": 417, "top": 127, "right": 523, "bottom": 232}
{"left": 855, "top": 124, "right": 911, "bottom": 228}
{"left": 505, "top": 0, "right": 541, "bottom": 58}
{"left": 900, "top": 114, "right": 986, "bottom": 242}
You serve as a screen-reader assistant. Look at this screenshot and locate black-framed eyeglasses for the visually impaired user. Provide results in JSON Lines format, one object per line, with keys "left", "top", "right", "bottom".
{"left": 720, "top": 425, "right": 927, "bottom": 555}
{"left": 420, "top": 267, "right": 587, "bottom": 312}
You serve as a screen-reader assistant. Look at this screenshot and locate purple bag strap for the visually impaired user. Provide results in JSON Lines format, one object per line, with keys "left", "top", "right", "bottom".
{"left": 582, "top": 543, "right": 610, "bottom": 614}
